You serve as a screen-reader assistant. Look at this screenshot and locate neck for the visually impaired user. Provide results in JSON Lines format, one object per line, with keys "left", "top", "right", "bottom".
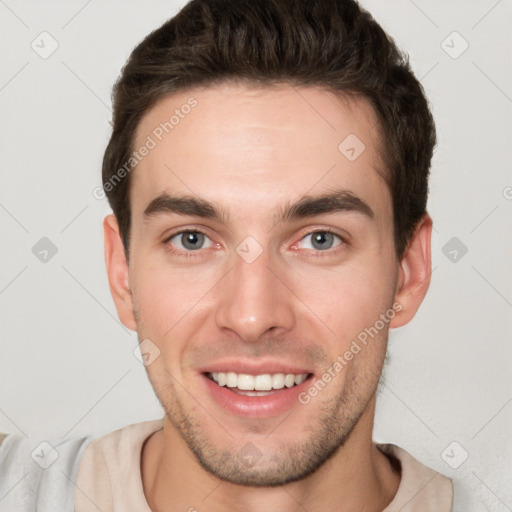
{"left": 141, "top": 395, "right": 400, "bottom": 512}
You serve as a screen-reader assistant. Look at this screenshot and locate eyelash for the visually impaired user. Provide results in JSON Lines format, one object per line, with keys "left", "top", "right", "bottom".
{"left": 163, "top": 229, "right": 213, "bottom": 259}
{"left": 295, "top": 228, "right": 347, "bottom": 258}
{"left": 162, "top": 228, "right": 347, "bottom": 258}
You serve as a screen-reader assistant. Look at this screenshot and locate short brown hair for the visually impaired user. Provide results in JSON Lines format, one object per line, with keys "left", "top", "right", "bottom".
{"left": 102, "top": 0, "right": 436, "bottom": 260}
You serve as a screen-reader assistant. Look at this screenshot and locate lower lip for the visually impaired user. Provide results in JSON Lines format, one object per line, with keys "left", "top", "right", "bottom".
{"left": 200, "top": 373, "right": 313, "bottom": 418}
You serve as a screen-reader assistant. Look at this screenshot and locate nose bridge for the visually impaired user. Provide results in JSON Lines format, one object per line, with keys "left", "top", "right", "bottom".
{"left": 214, "top": 242, "right": 295, "bottom": 340}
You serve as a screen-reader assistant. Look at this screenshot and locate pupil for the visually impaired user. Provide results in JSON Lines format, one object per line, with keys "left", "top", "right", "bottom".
{"left": 312, "top": 232, "right": 333, "bottom": 250}
{"left": 183, "top": 232, "right": 203, "bottom": 250}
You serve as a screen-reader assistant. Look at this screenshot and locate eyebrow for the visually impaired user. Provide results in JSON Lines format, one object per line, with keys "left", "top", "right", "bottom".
{"left": 144, "top": 194, "right": 226, "bottom": 222}
{"left": 142, "top": 189, "right": 374, "bottom": 225}
{"left": 276, "top": 190, "right": 374, "bottom": 223}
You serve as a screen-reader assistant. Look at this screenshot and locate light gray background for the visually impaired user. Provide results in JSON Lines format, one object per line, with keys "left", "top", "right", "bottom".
{"left": 1, "top": 0, "right": 511, "bottom": 510}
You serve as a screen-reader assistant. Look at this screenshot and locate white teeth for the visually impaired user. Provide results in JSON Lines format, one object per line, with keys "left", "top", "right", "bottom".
{"left": 237, "top": 390, "right": 273, "bottom": 397}
{"left": 254, "top": 374, "right": 272, "bottom": 391}
{"left": 294, "top": 374, "right": 307, "bottom": 385}
{"left": 237, "top": 374, "right": 255, "bottom": 390}
{"left": 284, "top": 374, "right": 295, "bottom": 388}
{"left": 209, "top": 371, "right": 309, "bottom": 391}
{"left": 272, "top": 373, "right": 285, "bottom": 389}
{"left": 226, "top": 372, "right": 238, "bottom": 388}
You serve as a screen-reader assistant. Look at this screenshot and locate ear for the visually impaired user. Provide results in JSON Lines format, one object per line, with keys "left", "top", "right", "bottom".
{"left": 390, "top": 213, "right": 432, "bottom": 329}
{"left": 104, "top": 214, "right": 137, "bottom": 331}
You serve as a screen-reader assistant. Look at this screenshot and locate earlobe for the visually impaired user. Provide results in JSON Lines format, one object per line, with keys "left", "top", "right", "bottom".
{"left": 103, "top": 214, "right": 137, "bottom": 331}
{"left": 390, "top": 214, "right": 433, "bottom": 329}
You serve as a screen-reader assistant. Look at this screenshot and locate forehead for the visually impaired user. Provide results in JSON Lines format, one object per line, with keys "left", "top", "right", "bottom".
{"left": 130, "top": 83, "right": 390, "bottom": 221}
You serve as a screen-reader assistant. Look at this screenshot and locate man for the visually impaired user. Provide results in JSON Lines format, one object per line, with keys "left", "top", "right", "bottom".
{"left": 0, "top": 0, "right": 453, "bottom": 510}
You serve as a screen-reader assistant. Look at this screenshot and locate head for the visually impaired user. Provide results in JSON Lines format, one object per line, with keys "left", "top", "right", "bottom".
{"left": 103, "top": 0, "right": 435, "bottom": 487}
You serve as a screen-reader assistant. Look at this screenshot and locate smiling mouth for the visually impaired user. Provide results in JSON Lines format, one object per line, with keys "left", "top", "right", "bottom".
{"left": 205, "top": 371, "right": 312, "bottom": 396}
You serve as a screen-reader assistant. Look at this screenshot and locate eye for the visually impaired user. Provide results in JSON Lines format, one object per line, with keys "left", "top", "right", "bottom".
{"left": 167, "top": 230, "right": 213, "bottom": 251}
{"left": 298, "top": 231, "right": 343, "bottom": 251}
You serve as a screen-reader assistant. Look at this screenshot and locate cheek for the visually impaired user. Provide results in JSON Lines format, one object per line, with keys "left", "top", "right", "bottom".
{"left": 292, "top": 258, "right": 395, "bottom": 343}
{"left": 132, "top": 258, "right": 221, "bottom": 339}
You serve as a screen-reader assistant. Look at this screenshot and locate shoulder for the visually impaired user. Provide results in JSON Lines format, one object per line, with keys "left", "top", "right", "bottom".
{"left": 0, "top": 432, "right": 93, "bottom": 512}
{"left": 378, "top": 443, "right": 454, "bottom": 512}
{"left": 74, "top": 419, "right": 164, "bottom": 512}
{"left": 78, "top": 418, "right": 164, "bottom": 466}
{"left": 0, "top": 420, "right": 163, "bottom": 512}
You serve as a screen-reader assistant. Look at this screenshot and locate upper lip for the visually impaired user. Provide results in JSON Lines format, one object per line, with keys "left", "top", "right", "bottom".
{"left": 196, "top": 358, "right": 313, "bottom": 376}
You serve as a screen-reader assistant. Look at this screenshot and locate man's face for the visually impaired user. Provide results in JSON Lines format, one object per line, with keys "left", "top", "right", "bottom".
{"left": 124, "top": 83, "right": 400, "bottom": 485}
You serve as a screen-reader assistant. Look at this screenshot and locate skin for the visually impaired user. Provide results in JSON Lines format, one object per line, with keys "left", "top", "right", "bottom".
{"left": 104, "top": 82, "right": 432, "bottom": 512}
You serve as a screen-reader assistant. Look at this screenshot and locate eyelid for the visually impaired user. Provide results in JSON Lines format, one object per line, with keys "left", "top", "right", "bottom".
{"left": 161, "top": 224, "right": 214, "bottom": 243}
{"left": 162, "top": 226, "right": 349, "bottom": 257}
{"left": 162, "top": 227, "right": 218, "bottom": 256}
{"left": 293, "top": 225, "right": 348, "bottom": 244}
{"left": 163, "top": 226, "right": 212, "bottom": 243}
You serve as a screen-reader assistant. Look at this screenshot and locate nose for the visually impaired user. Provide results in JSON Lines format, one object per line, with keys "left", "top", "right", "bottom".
{"left": 214, "top": 245, "right": 296, "bottom": 342}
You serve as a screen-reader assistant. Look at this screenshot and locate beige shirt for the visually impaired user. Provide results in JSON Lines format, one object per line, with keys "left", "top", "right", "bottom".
{"left": 75, "top": 419, "right": 453, "bottom": 512}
